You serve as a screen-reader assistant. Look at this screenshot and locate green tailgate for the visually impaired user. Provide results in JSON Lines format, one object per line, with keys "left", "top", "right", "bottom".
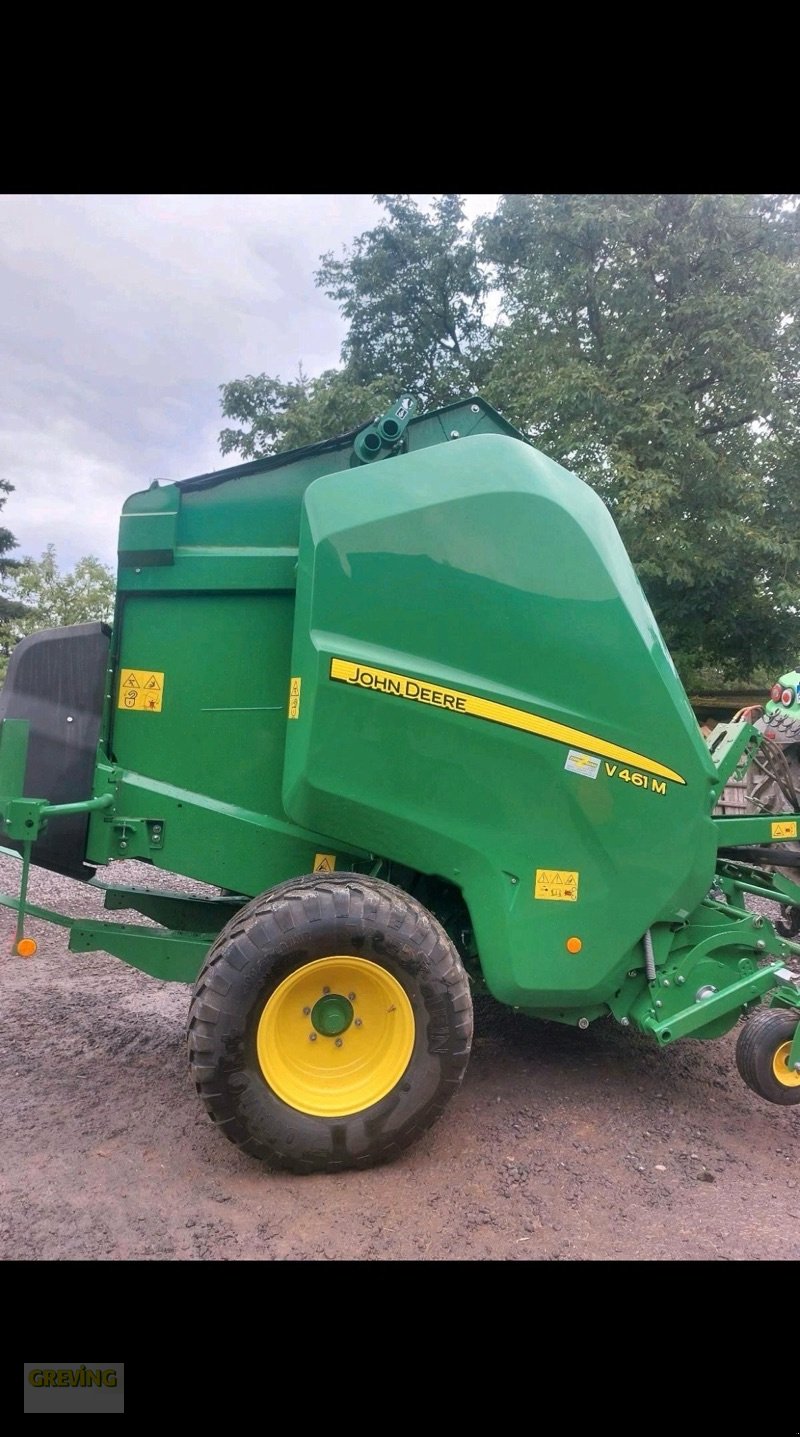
{"left": 284, "top": 433, "right": 719, "bottom": 1010}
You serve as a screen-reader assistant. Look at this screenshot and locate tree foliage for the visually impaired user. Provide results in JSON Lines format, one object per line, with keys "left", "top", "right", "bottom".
{"left": 0, "top": 480, "right": 31, "bottom": 660}
{"left": 219, "top": 193, "right": 800, "bottom": 680}
{"left": 316, "top": 194, "right": 490, "bottom": 405}
{"left": 8, "top": 545, "right": 115, "bottom": 641}
{"left": 218, "top": 196, "right": 489, "bottom": 459}
{"left": 219, "top": 366, "right": 397, "bottom": 459}
{"left": 479, "top": 193, "right": 800, "bottom": 678}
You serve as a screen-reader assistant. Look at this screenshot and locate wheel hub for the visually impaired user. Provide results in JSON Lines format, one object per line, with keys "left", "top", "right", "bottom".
{"left": 256, "top": 955, "right": 415, "bottom": 1117}
{"left": 311, "top": 993, "right": 354, "bottom": 1036}
{"left": 772, "top": 1040, "right": 800, "bottom": 1087}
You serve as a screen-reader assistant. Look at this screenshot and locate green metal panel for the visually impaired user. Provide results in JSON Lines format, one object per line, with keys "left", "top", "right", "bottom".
{"left": 715, "top": 815, "right": 800, "bottom": 846}
{"left": 0, "top": 719, "right": 29, "bottom": 801}
{"left": 117, "top": 483, "right": 179, "bottom": 567}
{"left": 88, "top": 592, "right": 364, "bottom": 894}
{"left": 112, "top": 593, "right": 290, "bottom": 813}
{"left": 284, "top": 433, "right": 720, "bottom": 1010}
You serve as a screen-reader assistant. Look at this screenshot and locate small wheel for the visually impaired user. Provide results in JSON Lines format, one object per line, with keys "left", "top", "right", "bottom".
{"left": 775, "top": 904, "right": 800, "bottom": 939}
{"left": 735, "top": 1007, "right": 800, "bottom": 1105}
{"left": 187, "top": 872, "right": 473, "bottom": 1172}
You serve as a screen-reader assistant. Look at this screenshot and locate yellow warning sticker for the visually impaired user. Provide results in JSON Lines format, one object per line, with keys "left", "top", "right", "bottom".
{"left": 288, "top": 676, "right": 302, "bottom": 719}
{"left": 771, "top": 820, "right": 798, "bottom": 839}
{"left": 535, "top": 869, "right": 580, "bottom": 902}
{"left": 118, "top": 668, "right": 164, "bottom": 712}
{"left": 313, "top": 853, "right": 336, "bottom": 872}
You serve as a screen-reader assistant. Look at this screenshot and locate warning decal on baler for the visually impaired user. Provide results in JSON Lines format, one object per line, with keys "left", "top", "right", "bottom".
{"left": 535, "top": 869, "right": 580, "bottom": 901}
{"left": 329, "top": 658, "right": 686, "bottom": 785}
{"left": 288, "top": 676, "right": 302, "bottom": 719}
{"left": 771, "top": 820, "right": 798, "bottom": 839}
{"left": 118, "top": 669, "right": 164, "bottom": 712}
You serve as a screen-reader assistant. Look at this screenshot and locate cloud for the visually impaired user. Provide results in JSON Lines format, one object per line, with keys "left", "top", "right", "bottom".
{"left": 0, "top": 194, "right": 497, "bottom": 569}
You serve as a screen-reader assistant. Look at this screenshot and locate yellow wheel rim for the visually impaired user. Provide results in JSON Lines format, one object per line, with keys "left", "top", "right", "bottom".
{"left": 772, "top": 1040, "right": 800, "bottom": 1088}
{"left": 257, "top": 956, "right": 415, "bottom": 1117}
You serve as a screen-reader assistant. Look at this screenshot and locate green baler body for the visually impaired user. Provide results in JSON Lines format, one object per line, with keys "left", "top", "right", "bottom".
{"left": 2, "top": 395, "right": 798, "bottom": 1040}
{"left": 91, "top": 400, "right": 717, "bottom": 1011}
{"left": 4, "top": 393, "right": 800, "bottom": 1176}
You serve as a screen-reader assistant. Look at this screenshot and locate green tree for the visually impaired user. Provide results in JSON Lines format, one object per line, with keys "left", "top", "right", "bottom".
{"left": 8, "top": 545, "right": 115, "bottom": 641}
{"left": 479, "top": 193, "right": 800, "bottom": 679}
{"left": 0, "top": 480, "right": 31, "bottom": 665}
{"left": 219, "top": 193, "right": 800, "bottom": 680}
{"left": 316, "top": 193, "right": 490, "bottom": 405}
{"left": 219, "top": 366, "right": 397, "bottom": 459}
{"left": 218, "top": 195, "right": 489, "bottom": 458}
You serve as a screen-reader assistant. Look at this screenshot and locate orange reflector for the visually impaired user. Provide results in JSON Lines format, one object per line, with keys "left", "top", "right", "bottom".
{"left": 566, "top": 937, "right": 582, "bottom": 954}
{"left": 16, "top": 937, "right": 37, "bottom": 957}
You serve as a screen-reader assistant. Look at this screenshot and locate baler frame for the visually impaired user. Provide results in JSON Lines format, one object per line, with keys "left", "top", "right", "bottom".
{"left": 2, "top": 712, "right": 799, "bottom": 1057}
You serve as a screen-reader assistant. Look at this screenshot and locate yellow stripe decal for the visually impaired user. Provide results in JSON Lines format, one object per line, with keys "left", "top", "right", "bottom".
{"left": 329, "top": 658, "right": 686, "bottom": 785}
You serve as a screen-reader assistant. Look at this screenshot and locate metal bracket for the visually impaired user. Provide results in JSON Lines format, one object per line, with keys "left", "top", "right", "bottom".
{"left": 707, "top": 719, "right": 763, "bottom": 801}
{"left": 111, "top": 817, "right": 165, "bottom": 857}
{"left": 68, "top": 919, "right": 212, "bottom": 982}
{"left": 789, "top": 1011, "right": 800, "bottom": 1072}
{"left": 96, "top": 881, "right": 244, "bottom": 932}
{"left": 642, "top": 962, "right": 784, "bottom": 1043}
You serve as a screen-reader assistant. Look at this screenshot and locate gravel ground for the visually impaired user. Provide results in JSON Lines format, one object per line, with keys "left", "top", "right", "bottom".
{"left": 1, "top": 854, "right": 797, "bottom": 1261}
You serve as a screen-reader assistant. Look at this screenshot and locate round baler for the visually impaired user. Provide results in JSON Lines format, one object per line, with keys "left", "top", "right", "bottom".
{"left": 0, "top": 395, "right": 798, "bottom": 1171}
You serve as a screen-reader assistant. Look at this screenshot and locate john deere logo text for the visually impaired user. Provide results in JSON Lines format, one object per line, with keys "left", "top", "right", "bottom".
{"left": 29, "top": 1369, "right": 118, "bottom": 1388}
{"left": 329, "top": 658, "right": 686, "bottom": 785}
{"left": 339, "top": 662, "right": 467, "bottom": 710}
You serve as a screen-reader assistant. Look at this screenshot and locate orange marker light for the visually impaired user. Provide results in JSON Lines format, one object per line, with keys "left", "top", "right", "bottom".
{"left": 16, "top": 937, "right": 37, "bottom": 957}
{"left": 566, "top": 937, "right": 582, "bottom": 954}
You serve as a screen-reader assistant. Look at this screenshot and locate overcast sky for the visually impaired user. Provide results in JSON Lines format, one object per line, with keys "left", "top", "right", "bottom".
{"left": 0, "top": 194, "right": 498, "bottom": 572}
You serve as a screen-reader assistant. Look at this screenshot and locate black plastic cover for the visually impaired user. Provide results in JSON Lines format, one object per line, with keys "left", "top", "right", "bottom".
{"left": 0, "top": 623, "right": 110, "bottom": 878}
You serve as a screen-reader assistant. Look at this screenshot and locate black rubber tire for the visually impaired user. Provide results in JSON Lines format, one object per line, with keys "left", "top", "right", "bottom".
{"left": 735, "top": 1007, "right": 800, "bottom": 1106}
{"left": 187, "top": 872, "right": 473, "bottom": 1173}
{"left": 775, "top": 904, "right": 800, "bottom": 939}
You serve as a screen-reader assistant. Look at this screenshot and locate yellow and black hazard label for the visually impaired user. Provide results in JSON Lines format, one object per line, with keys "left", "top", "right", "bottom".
{"left": 118, "top": 668, "right": 164, "bottom": 712}
{"left": 329, "top": 658, "right": 685, "bottom": 785}
{"left": 771, "top": 820, "right": 798, "bottom": 839}
{"left": 534, "top": 869, "right": 579, "bottom": 901}
{"left": 288, "top": 676, "right": 302, "bottom": 719}
{"left": 313, "top": 853, "right": 336, "bottom": 872}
